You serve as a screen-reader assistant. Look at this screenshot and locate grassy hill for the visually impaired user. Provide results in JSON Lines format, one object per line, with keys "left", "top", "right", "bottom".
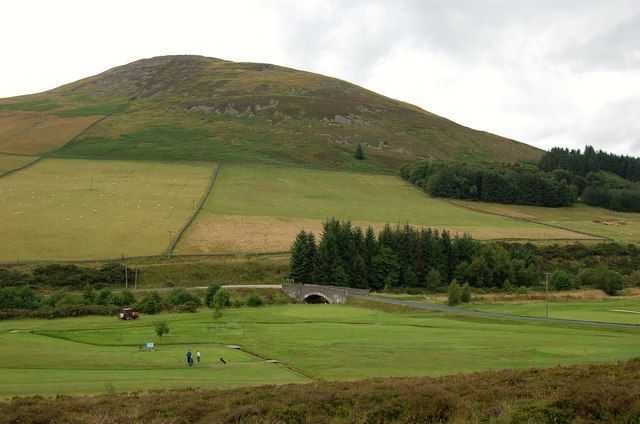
{"left": 0, "top": 55, "right": 541, "bottom": 171}
{"left": 5, "top": 55, "right": 619, "bottom": 263}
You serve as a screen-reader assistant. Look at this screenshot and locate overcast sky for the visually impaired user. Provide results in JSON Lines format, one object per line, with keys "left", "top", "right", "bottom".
{"left": 2, "top": 0, "right": 640, "bottom": 154}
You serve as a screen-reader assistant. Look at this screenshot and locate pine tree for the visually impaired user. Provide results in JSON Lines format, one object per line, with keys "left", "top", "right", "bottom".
{"left": 425, "top": 269, "right": 442, "bottom": 291}
{"left": 352, "top": 254, "right": 368, "bottom": 288}
{"left": 289, "top": 231, "right": 308, "bottom": 283}
{"left": 403, "top": 266, "right": 418, "bottom": 287}
{"left": 304, "top": 232, "right": 318, "bottom": 283}
{"left": 371, "top": 247, "right": 400, "bottom": 290}
{"left": 364, "top": 226, "right": 378, "bottom": 287}
{"left": 334, "top": 265, "right": 350, "bottom": 287}
{"left": 354, "top": 143, "right": 366, "bottom": 160}
{"left": 316, "top": 220, "right": 340, "bottom": 283}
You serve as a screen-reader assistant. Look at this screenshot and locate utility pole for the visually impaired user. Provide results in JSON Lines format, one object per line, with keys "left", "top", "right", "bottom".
{"left": 134, "top": 269, "right": 139, "bottom": 290}
{"left": 124, "top": 255, "right": 128, "bottom": 290}
{"left": 544, "top": 272, "right": 551, "bottom": 319}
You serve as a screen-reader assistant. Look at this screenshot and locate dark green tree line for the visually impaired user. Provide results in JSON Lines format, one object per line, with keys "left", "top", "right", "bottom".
{"left": 289, "top": 219, "right": 541, "bottom": 290}
{"left": 401, "top": 161, "right": 576, "bottom": 207}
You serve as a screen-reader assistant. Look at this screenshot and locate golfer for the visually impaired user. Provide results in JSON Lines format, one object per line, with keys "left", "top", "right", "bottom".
{"left": 186, "top": 350, "right": 193, "bottom": 367}
{"left": 196, "top": 351, "right": 201, "bottom": 364}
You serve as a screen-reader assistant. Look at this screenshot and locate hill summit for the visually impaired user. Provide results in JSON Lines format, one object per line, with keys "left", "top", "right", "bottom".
{"left": 0, "top": 55, "right": 541, "bottom": 170}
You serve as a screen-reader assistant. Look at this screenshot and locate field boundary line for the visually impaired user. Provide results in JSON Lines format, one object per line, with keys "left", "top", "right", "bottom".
{"left": 399, "top": 178, "right": 610, "bottom": 242}
{"left": 165, "top": 163, "right": 222, "bottom": 256}
{"left": 0, "top": 156, "right": 44, "bottom": 179}
{"left": 0, "top": 152, "right": 39, "bottom": 157}
{"left": 445, "top": 199, "right": 613, "bottom": 242}
{"left": 0, "top": 250, "right": 290, "bottom": 267}
{"left": 0, "top": 114, "right": 112, "bottom": 180}
{"left": 233, "top": 344, "right": 317, "bottom": 381}
{"left": 44, "top": 113, "right": 113, "bottom": 156}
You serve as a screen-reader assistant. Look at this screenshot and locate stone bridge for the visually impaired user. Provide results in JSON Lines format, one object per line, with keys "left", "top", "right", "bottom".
{"left": 282, "top": 283, "right": 369, "bottom": 304}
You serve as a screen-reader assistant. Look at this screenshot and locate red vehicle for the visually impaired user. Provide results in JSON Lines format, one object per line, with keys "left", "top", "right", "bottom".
{"left": 119, "top": 308, "right": 139, "bottom": 320}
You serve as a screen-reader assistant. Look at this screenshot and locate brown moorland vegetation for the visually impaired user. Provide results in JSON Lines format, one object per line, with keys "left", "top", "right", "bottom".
{"left": 0, "top": 112, "right": 99, "bottom": 155}
{"left": 2, "top": 359, "right": 639, "bottom": 423}
{"left": 0, "top": 55, "right": 542, "bottom": 170}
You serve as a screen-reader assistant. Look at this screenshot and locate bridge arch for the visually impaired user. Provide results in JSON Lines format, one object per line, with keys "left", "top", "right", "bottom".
{"left": 282, "top": 283, "right": 370, "bottom": 305}
{"left": 303, "top": 292, "right": 331, "bottom": 304}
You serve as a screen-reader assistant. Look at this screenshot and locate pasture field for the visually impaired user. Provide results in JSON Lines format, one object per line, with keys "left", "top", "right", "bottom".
{"left": 0, "top": 154, "right": 37, "bottom": 175}
{"left": 0, "top": 111, "right": 99, "bottom": 155}
{"left": 451, "top": 199, "right": 640, "bottom": 243}
{"left": 177, "top": 164, "right": 591, "bottom": 254}
{"left": 0, "top": 159, "right": 214, "bottom": 262}
{"left": 466, "top": 298, "right": 640, "bottom": 324}
{"left": 1, "top": 304, "right": 638, "bottom": 397}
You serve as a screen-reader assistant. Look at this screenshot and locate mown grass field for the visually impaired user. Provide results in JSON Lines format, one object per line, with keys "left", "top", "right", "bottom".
{"left": 0, "top": 159, "right": 214, "bottom": 262}
{"left": 1, "top": 304, "right": 638, "bottom": 397}
{"left": 176, "top": 164, "right": 593, "bottom": 254}
{"left": 451, "top": 199, "right": 640, "bottom": 243}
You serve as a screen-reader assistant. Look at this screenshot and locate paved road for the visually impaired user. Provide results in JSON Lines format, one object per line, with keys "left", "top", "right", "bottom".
{"left": 356, "top": 295, "right": 640, "bottom": 330}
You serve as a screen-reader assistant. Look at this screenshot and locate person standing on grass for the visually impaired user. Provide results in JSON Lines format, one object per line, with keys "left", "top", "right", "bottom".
{"left": 196, "top": 351, "right": 201, "bottom": 365}
{"left": 186, "top": 350, "right": 193, "bottom": 367}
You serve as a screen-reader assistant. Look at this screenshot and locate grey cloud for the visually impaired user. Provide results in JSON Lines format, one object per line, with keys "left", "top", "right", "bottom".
{"left": 560, "top": 13, "right": 640, "bottom": 71}
{"left": 275, "top": 0, "right": 640, "bottom": 154}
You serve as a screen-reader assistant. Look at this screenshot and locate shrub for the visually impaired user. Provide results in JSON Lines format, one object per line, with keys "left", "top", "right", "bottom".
{"left": 40, "top": 305, "right": 119, "bottom": 319}
{"left": 0, "top": 268, "right": 29, "bottom": 288}
{"left": 0, "top": 286, "right": 40, "bottom": 310}
{"left": 95, "top": 288, "right": 113, "bottom": 306}
{"left": 137, "top": 292, "right": 163, "bottom": 314}
{"left": 43, "top": 290, "right": 66, "bottom": 308}
{"left": 166, "top": 288, "right": 201, "bottom": 307}
{"left": 83, "top": 286, "right": 96, "bottom": 304}
{"left": 598, "top": 269, "right": 624, "bottom": 296}
{"left": 426, "top": 269, "right": 442, "bottom": 291}
{"left": 460, "top": 283, "right": 472, "bottom": 303}
{"left": 213, "top": 288, "right": 230, "bottom": 309}
{"left": 579, "top": 266, "right": 624, "bottom": 295}
{"left": 624, "top": 270, "right": 640, "bottom": 288}
{"left": 447, "top": 281, "right": 462, "bottom": 306}
{"left": 246, "top": 294, "right": 264, "bottom": 307}
{"left": 153, "top": 320, "right": 170, "bottom": 337}
{"left": 56, "top": 293, "right": 85, "bottom": 307}
{"left": 205, "top": 284, "right": 221, "bottom": 308}
{"left": 175, "top": 301, "right": 199, "bottom": 313}
{"left": 113, "top": 290, "right": 136, "bottom": 307}
{"left": 550, "top": 270, "right": 573, "bottom": 291}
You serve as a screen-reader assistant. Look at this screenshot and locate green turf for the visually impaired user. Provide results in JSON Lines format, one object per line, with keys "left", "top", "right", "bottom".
{"left": 465, "top": 298, "right": 640, "bottom": 324}
{"left": 1, "top": 304, "right": 638, "bottom": 397}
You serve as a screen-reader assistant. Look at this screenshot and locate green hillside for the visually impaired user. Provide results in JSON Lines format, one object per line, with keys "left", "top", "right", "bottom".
{"left": 0, "top": 55, "right": 541, "bottom": 171}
